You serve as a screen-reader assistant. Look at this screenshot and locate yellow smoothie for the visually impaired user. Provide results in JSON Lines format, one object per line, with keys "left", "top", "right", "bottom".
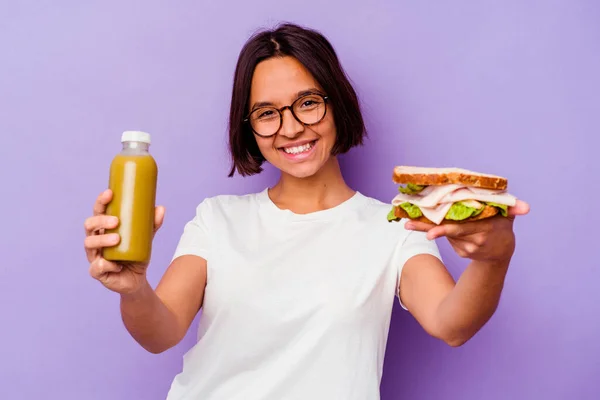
{"left": 103, "top": 132, "right": 157, "bottom": 263}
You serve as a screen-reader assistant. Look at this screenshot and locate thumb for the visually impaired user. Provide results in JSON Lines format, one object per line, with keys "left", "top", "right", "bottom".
{"left": 507, "top": 199, "right": 530, "bottom": 218}
{"left": 154, "top": 205, "right": 166, "bottom": 232}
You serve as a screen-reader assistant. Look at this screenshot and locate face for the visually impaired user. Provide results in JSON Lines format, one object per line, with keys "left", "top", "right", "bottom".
{"left": 248, "top": 56, "right": 337, "bottom": 179}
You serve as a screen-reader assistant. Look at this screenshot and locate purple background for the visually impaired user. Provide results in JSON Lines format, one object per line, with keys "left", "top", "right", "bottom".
{"left": 1, "top": 1, "right": 598, "bottom": 399}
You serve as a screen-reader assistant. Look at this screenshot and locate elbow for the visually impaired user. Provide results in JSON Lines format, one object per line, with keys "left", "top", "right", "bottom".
{"left": 139, "top": 335, "right": 182, "bottom": 354}
{"left": 426, "top": 328, "right": 471, "bottom": 348}
{"left": 143, "top": 343, "right": 174, "bottom": 354}
{"left": 432, "top": 323, "right": 474, "bottom": 348}
{"left": 432, "top": 308, "right": 494, "bottom": 348}
{"left": 133, "top": 328, "right": 185, "bottom": 355}
{"left": 146, "top": 346, "right": 167, "bottom": 355}
{"left": 442, "top": 335, "right": 470, "bottom": 348}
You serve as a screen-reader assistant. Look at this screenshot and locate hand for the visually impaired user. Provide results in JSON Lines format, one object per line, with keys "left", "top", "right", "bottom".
{"left": 405, "top": 200, "right": 530, "bottom": 263}
{"left": 83, "top": 189, "right": 166, "bottom": 295}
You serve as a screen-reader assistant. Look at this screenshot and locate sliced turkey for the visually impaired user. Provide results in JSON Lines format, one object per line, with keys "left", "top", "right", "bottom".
{"left": 391, "top": 184, "right": 517, "bottom": 224}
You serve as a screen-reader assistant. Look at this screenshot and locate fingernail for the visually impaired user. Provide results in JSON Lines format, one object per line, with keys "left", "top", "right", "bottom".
{"left": 405, "top": 223, "right": 415, "bottom": 230}
{"left": 109, "top": 216, "right": 118, "bottom": 224}
{"left": 110, "top": 234, "right": 120, "bottom": 243}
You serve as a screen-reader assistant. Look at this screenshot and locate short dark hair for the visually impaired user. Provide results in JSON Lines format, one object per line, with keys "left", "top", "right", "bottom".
{"left": 227, "top": 23, "right": 367, "bottom": 177}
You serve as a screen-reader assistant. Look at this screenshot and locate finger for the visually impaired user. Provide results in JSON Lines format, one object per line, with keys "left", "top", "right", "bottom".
{"left": 84, "top": 215, "right": 119, "bottom": 235}
{"left": 456, "top": 231, "right": 487, "bottom": 247}
{"left": 426, "top": 219, "right": 493, "bottom": 240}
{"left": 448, "top": 237, "right": 472, "bottom": 258}
{"left": 93, "top": 189, "right": 113, "bottom": 216}
{"left": 507, "top": 199, "right": 530, "bottom": 217}
{"left": 84, "top": 233, "right": 120, "bottom": 250}
{"left": 153, "top": 205, "right": 166, "bottom": 232}
{"left": 89, "top": 257, "right": 122, "bottom": 280}
{"left": 451, "top": 239, "right": 476, "bottom": 258}
{"left": 404, "top": 220, "right": 436, "bottom": 232}
{"left": 442, "top": 235, "right": 480, "bottom": 258}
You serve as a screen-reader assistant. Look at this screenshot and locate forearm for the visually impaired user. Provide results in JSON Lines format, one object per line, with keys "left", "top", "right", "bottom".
{"left": 435, "top": 258, "right": 510, "bottom": 346}
{"left": 120, "top": 279, "right": 183, "bottom": 354}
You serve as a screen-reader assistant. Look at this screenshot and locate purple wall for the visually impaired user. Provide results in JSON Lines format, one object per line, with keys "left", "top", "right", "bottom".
{"left": 1, "top": 1, "right": 598, "bottom": 399}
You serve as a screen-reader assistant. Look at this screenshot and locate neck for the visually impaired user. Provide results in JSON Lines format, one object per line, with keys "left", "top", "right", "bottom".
{"left": 268, "top": 157, "right": 355, "bottom": 214}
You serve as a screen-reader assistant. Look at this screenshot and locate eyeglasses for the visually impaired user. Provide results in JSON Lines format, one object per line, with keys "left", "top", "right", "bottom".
{"left": 244, "top": 93, "right": 329, "bottom": 138}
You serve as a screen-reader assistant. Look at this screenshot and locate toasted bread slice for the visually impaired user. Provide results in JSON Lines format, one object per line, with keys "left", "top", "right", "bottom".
{"left": 393, "top": 204, "right": 500, "bottom": 224}
{"left": 392, "top": 166, "right": 507, "bottom": 191}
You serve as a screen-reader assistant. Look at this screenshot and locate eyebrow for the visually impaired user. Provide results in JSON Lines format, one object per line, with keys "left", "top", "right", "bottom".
{"left": 250, "top": 88, "right": 323, "bottom": 111}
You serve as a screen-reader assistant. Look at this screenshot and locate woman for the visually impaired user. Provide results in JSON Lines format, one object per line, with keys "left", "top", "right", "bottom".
{"left": 83, "top": 23, "right": 529, "bottom": 399}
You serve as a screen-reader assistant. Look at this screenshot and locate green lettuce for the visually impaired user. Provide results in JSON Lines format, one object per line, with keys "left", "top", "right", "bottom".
{"left": 387, "top": 208, "right": 398, "bottom": 222}
{"left": 444, "top": 202, "right": 484, "bottom": 221}
{"left": 387, "top": 202, "right": 422, "bottom": 222}
{"left": 399, "top": 202, "right": 423, "bottom": 218}
{"left": 387, "top": 201, "right": 509, "bottom": 223}
{"left": 398, "top": 183, "right": 426, "bottom": 195}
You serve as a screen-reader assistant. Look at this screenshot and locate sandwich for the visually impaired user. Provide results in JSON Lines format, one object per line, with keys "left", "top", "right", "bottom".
{"left": 387, "top": 166, "right": 518, "bottom": 225}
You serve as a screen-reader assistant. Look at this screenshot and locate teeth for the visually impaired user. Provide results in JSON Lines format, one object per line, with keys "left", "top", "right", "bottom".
{"left": 283, "top": 142, "right": 313, "bottom": 154}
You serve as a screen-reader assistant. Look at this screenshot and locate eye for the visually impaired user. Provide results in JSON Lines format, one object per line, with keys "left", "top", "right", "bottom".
{"left": 297, "top": 96, "right": 323, "bottom": 110}
{"left": 253, "top": 108, "right": 278, "bottom": 121}
{"left": 258, "top": 110, "right": 273, "bottom": 118}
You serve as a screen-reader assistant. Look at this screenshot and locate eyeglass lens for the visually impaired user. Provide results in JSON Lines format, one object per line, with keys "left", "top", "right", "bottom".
{"left": 249, "top": 94, "right": 326, "bottom": 137}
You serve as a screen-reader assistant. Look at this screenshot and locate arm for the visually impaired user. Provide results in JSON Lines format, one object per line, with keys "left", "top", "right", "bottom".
{"left": 120, "top": 255, "right": 207, "bottom": 354}
{"left": 399, "top": 254, "right": 509, "bottom": 347}
{"left": 84, "top": 191, "right": 212, "bottom": 354}
{"left": 398, "top": 200, "right": 529, "bottom": 346}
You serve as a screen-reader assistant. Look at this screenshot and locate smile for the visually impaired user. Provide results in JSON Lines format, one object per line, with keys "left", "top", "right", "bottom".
{"left": 282, "top": 141, "right": 316, "bottom": 154}
{"left": 278, "top": 140, "right": 318, "bottom": 161}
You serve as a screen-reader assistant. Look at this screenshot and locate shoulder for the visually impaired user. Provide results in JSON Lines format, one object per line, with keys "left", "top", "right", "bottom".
{"left": 357, "top": 194, "right": 443, "bottom": 267}
{"left": 190, "top": 190, "right": 264, "bottom": 223}
{"left": 355, "top": 193, "right": 400, "bottom": 225}
{"left": 354, "top": 193, "right": 442, "bottom": 255}
{"left": 359, "top": 194, "right": 394, "bottom": 213}
{"left": 348, "top": 192, "right": 415, "bottom": 239}
{"left": 201, "top": 191, "right": 262, "bottom": 209}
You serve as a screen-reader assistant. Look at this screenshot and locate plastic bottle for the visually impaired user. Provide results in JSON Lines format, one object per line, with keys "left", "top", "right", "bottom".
{"left": 103, "top": 131, "right": 158, "bottom": 264}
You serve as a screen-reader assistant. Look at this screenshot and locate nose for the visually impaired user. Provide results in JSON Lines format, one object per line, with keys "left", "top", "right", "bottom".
{"left": 278, "top": 107, "right": 304, "bottom": 138}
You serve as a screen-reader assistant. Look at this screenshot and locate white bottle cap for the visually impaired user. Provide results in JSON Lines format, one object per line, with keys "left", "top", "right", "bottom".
{"left": 121, "top": 130, "right": 151, "bottom": 144}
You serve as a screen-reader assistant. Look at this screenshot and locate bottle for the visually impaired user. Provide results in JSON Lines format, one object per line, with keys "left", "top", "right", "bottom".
{"left": 103, "top": 131, "right": 158, "bottom": 264}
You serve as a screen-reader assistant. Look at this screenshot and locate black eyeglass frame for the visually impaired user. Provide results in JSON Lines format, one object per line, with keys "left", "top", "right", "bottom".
{"left": 243, "top": 93, "right": 330, "bottom": 138}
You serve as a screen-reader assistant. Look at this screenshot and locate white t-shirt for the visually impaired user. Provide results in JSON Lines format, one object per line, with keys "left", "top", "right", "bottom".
{"left": 166, "top": 188, "right": 442, "bottom": 400}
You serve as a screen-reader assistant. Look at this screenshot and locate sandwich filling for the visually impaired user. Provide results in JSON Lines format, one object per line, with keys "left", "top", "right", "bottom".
{"left": 387, "top": 183, "right": 517, "bottom": 224}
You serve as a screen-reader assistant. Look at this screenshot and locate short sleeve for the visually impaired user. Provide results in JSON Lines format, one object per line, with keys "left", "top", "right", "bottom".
{"left": 171, "top": 199, "right": 212, "bottom": 262}
{"left": 395, "top": 230, "right": 443, "bottom": 310}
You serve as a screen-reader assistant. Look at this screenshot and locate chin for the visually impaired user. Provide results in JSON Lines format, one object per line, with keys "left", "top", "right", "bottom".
{"left": 278, "top": 161, "right": 324, "bottom": 179}
{"left": 261, "top": 139, "right": 335, "bottom": 179}
{"left": 286, "top": 168, "right": 321, "bottom": 179}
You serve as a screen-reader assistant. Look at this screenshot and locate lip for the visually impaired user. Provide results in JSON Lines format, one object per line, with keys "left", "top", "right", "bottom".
{"left": 278, "top": 139, "right": 318, "bottom": 162}
{"left": 277, "top": 139, "right": 318, "bottom": 150}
